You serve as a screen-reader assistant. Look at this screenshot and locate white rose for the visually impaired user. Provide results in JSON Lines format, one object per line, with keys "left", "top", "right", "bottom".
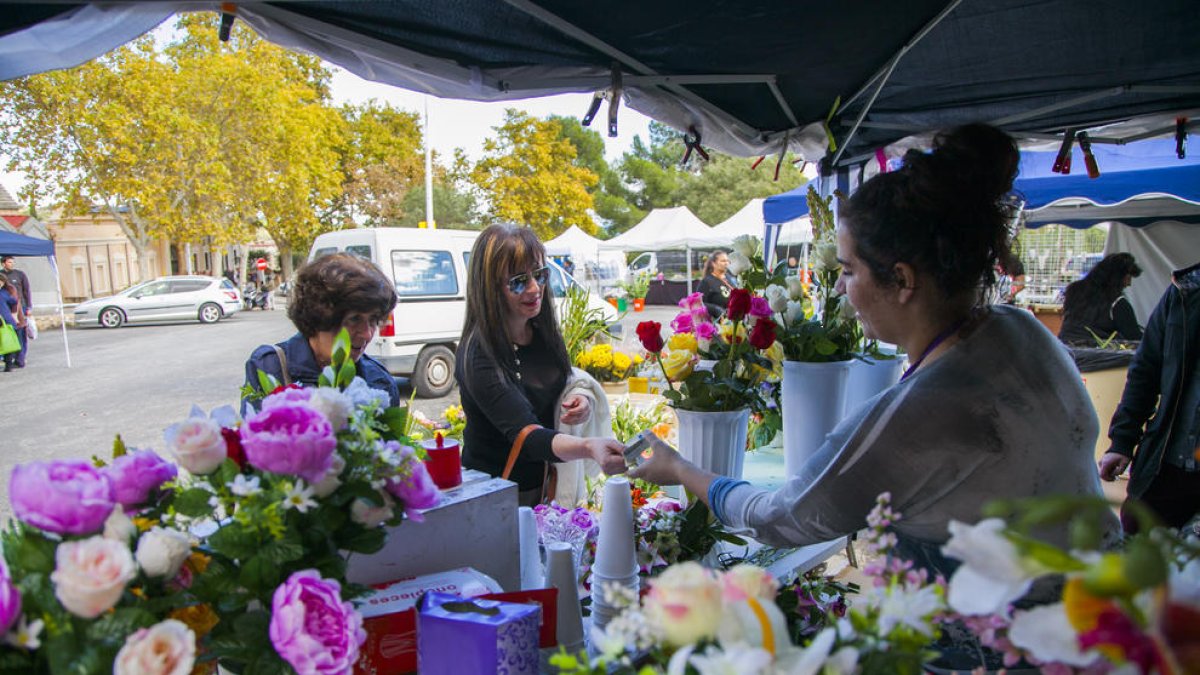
{"left": 103, "top": 506, "right": 137, "bottom": 543}
{"left": 351, "top": 492, "right": 395, "bottom": 528}
{"left": 837, "top": 295, "right": 858, "bottom": 322}
{"left": 726, "top": 251, "right": 752, "bottom": 276}
{"left": 942, "top": 519, "right": 1043, "bottom": 615}
{"left": 731, "top": 234, "right": 760, "bottom": 259}
{"left": 784, "top": 299, "right": 806, "bottom": 325}
{"left": 813, "top": 240, "right": 840, "bottom": 274}
{"left": 114, "top": 619, "right": 197, "bottom": 675}
{"left": 643, "top": 562, "right": 722, "bottom": 647}
{"left": 764, "top": 285, "right": 789, "bottom": 314}
{"left": 308, "top": 388, "right": 354, "bottom": 431}
{"left": 135, "top": 527, "right": 192, "bottom": 579}
{"left": 311, "top": 453, "right": 346, "bottom": 498}
{"left": 164, "top": 418, "right": 227, "bottom": 475}
{"left": 51, "top": 536, "right": 137, "bottom": 618}
{"left": 720, "top": 564, "right": 779, "bottom": 602}
{"left": 785, "top": 275, "right": 805, "bottom": 300}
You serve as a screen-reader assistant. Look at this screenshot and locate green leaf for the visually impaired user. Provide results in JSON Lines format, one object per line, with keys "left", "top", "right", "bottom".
{"left": 1006, "top": 532, "right": 1086, "bottom": 573}
{"left": 260, "top": 537, "right": 305, "bottom": 565}
{"left": 336, "top": 524, "right": 387, "bottom": 554}
{"left": 379, "top": 406, "right": 409, "bottom": 440}
{"left": 112, "top": 434, "right": 128, "bottom": 458}
{"left": 239, "top": 554, "right": 284, "bottom": 595}
{"left": 208, "top": 522, "right": 261, "bottom": 560}
{"left": 87, "top": 607, "right": 156, "bottom": 642}
{"left": 172, "top": 487, "right": 216, "bottom": 518}
{"left": 337, "top": 360, "right": 357, "bottom": 389}
{"left": 256, "top": 369, "right": 280, "bottom": 395}
{"left": 1123, "top": 537, "right": 1168, "bottom": 589}
{"left": 6, "top": 529, "right": 56, "bottom": 574}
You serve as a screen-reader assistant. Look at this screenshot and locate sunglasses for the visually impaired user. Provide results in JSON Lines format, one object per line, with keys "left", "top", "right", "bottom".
{"left": 507, "top": 266, "right": 550, "bottom": 295}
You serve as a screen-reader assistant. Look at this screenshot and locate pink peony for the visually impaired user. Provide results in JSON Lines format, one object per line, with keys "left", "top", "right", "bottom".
{"left": 385, "top": 462, "right": 440, "bottom": 522}
{"left": 10, "top": 460, "right": 115, "bottom": 536}
{"left": 105, "top": 450, "right": 178, "bottom": 508}
{"left": 0, "top": 560, "right": 20, "bottom": 635}
{"left": 269, "top": 570, "right": 365, "bottom": 675}
{"left": 240, "top": 404, "right": 336, "bottom": 484}
{"left": 261, "top": 386, "right": 314, "bottom": 409}
{"left": 670, "top": 312, "right": 695, "bottom": 334}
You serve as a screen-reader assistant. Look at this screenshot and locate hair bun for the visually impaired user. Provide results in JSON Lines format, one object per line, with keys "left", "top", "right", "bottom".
{"left": 930, "top": 124, "right": 1019, "bottom": 202}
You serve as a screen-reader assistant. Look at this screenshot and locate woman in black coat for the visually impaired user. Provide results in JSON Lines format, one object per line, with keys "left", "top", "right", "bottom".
{"left": 696, "top": 249, "right": 737, "bottom": 319}
{"left": 1059, "top": 252, "right": 1143, "bottom": 346}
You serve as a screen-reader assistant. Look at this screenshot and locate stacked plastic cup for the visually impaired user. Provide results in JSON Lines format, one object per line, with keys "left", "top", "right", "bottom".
{"left": 590, "top": 476, "right": 640, "bottom": 630}
{"left": 544, "top": 542, "right": 585, "bottom": 652}
{"left": 518, "top": 506, "right": 543, "bottom": 590}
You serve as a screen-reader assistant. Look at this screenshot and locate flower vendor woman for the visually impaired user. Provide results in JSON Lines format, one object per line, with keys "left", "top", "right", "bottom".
{"left": 243, "top": 253, "right": 400, "bottom": 408}
{"left": 455, "top": 223, "right": 625, "bottom": 506}
{"left": 633, "top": 124, "right": 1120, "bottom": 577}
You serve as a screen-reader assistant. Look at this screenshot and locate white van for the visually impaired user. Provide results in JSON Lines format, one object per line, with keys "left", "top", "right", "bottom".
{"left": 309, "top": 228, "right": 618, "bottom": 398}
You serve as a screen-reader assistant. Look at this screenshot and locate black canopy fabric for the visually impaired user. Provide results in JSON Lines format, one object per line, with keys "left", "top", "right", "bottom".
{"left": 1, "top": 1, "right": 1198, "bottom": 163}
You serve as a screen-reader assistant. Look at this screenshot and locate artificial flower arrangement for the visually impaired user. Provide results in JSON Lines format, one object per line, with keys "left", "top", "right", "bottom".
{"left": 0, "top": 329, "right": 436, "bottom": 675}
{"left": 576, "top": 343, "right": 644, "bottom": 383}
{"left": 635, "top": 286, "right": 783, "bottom": 413}
{"left": 408, "top": 403, "right": 467, "bottom": 442}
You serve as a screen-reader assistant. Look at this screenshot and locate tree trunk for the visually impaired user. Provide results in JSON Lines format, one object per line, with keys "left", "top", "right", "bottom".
{"left": 278, "top": 241, "right": 295, "bottom": 282}
{"left": 109, "top": 204, "right": 153, "bottom": 281}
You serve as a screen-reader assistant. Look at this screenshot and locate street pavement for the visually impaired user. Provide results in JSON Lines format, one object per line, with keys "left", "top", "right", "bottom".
{"left": 0, "top": 302, "right": 679, "bottom": 521}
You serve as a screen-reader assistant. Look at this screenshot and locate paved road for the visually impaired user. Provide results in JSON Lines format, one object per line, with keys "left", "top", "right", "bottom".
{"left": 0, "top": 307, "right": 457, "bottom": 520}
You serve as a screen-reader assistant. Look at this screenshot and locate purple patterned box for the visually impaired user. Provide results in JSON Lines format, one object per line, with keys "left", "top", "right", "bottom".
{"left": 417, "top": 592, "right": 540, "bottom": 674}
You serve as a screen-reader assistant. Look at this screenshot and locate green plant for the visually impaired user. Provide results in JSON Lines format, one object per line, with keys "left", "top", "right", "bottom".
{"left": 621, "top": 270, "right": 652, "bottom": 300}
{"left": 559, "top": 284, "right": 614, "bottom": 362}
{"left": 610, "top": 399, "right": 672, "bottom": 444}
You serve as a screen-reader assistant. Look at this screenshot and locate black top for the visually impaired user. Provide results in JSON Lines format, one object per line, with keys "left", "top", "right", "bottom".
{"left": 455, "top": 328, "right": 564, "bottom": 491}
{"left": 242, "top": 332, "right": 400, "bottom": 410}
{"left": 1059, "top": 295, "right": 1143, "bottom": 345}
{"left": 697, "top": 273, "right": 735, "bottom": 319}
{"left": 4, "top": 268, "right": 30, "bottom": 312}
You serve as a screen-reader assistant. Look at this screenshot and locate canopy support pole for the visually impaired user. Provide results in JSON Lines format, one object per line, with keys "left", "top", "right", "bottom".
{"left": 686, "top": 244, "right": 693, "bottom": 296}
{"left": 49, "top": 255, "right": 71, "bottom": 368}
{"left": 832, "top": 0, "right": 963, "bottom": 167}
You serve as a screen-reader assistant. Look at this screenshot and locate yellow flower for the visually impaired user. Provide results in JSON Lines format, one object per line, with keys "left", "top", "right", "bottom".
{"left": 186, "top": 552, "right": 211, "bottom": 575}
{"left": 443, "top": 405, "right": 465, "bottom": 422}
{"left": 667, "top": 332, "right": 698, "bottom": 353}
{"left": 132, "top": 517, "right": 156, "bottom": 533}
{"left": 764, "top": 341, "right": 785, "bottom": 380}
{"left": 575, "top": 350, "right": 592, "bottom": 369}
{"left": 591, "top": 344, "right": 613, "bottom": 370}
{"left": 612, "top": 352, "right": 632, "bottom": 376}
{"left": 1063, "top": 577, "right": 1124, "bottom": 661}
{"left": 169, "top": 603, "right": 220, "bottom": 640}
{"left": 719, "top": 320, "right": 748, "bottom": 344}
{"left": 661, "top": 349, "right": 696, "bottom": 381}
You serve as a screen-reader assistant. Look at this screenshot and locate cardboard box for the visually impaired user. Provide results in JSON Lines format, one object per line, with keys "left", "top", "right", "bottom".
{"left": 347, "top": 470, "right": 520, "bottom": 590}
{"left": 354, "top": 568, "right": 503, "bottom": 675}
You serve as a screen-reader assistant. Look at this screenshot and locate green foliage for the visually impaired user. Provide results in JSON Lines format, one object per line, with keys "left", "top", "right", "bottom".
{"left": 619, "top": 270, "right": 652, "bottom": 299}
{"left": 609, "top": 399, "right": 672, "bottom": 444}
{"left": 559, "top": 284, "right": 614, "bottom": 363}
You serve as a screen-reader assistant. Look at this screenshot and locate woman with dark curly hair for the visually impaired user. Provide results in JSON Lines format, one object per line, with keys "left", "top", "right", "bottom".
{"left": 632, "top": 124, "right": 1117, "bottom": 579}
{"left": 242, "top": 253, "right": 399, "bottom": 409}
{"left": 455, "top": 223, "right": 625, "bottom": 505}
{"left": 1058, "top": 252, "right": 1143, "bottom": 345}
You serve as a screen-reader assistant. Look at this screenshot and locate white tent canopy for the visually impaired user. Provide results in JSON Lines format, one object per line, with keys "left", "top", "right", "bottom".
{"left": 544, "top": 225, "right": 601, "bottom": 257}
{"left": 600, "top": 206, "right": 713, "bottom": 251}
{"left": 709, "top": 198, "right": 814, "bottom": 246}
{"left": 543, "top": 224, "right": 625, "bottom": 287}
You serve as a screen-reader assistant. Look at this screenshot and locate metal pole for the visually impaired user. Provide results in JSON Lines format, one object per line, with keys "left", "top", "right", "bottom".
{"left": 49, "top": 255, "right": 71, "bottom": 368}
{"left": 424, "top": 96, "right": 435, "bottom": 229}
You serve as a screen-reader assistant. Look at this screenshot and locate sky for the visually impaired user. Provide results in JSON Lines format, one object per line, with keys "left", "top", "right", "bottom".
{"left": 0, "top": 62, "right": 655, "bottom": 201}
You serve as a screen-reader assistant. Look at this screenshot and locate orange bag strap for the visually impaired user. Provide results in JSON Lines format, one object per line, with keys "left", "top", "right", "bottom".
{"left": 501, "top": 424, "right": 542, "bottom": 480}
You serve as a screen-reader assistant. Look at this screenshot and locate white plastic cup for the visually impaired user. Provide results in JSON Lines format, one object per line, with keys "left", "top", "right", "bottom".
{"left": 544, "top": 542, "right": 585, "bottom": 649}
{"left": 593, "top": 477, "right": 638, "bottom": 578}
{"left": 518, "top": 506, "right": 543, "bottom": 591}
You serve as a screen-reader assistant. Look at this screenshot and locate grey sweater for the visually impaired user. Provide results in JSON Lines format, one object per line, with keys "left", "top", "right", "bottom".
{"left": 721, "top": 305, "right": 1119, "bottom": 553}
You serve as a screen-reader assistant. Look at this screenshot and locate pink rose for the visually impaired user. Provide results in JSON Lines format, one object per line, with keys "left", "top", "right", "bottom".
{"left": 51, "top": 536, "right": 137, "bottom": 618}
{"left": 670, "top": 312, "right": 695, "bottom": 334}
{"left": 749, "top": 296, "right": 772, "bottom": 318}
{"left": 10, "top": 460, "right": 114, "bottom": 535}
{"left": 695, "top": 322, "right": 718, "bottom": 341}
{"left": 261, "top": 386, "right": 314, "bottom": 409}
{"left": 270, "top": 570, "right": 365, "bottom": 675}
{"left": 678, "top": 292, "right": 704, "bottom": 312}
{"left": 240, "top": 404, "right": 336, "bottom": 484}
{"left": 114, "top": 619, "right": 196, "bottom": 675}
{"left": 165, "top": 418, "right": 228, "bottom": 475}
{"left": 105, "top": 450, "right": 178, "bottom": 508}
{"left": 0, "top": 560, "right": 20, "bottom": 635}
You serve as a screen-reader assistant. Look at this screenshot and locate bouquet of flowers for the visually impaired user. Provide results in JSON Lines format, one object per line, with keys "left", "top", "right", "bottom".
{"left": 635, "top": 285, "right": 783, "bottom": 412}
{"left": 409, "top": 403, "right": 467, "bottom": 442}
{"left": 575, "top": 344, "right": 643, "bottom": 383}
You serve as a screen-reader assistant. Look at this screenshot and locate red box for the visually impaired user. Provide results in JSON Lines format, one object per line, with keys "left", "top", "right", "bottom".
{"left": 480, "top": 588, "right": 558, "bottom": 648}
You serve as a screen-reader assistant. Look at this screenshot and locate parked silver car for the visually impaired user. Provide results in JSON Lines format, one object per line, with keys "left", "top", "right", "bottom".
{"left": 74, "top": 276, "right": 242, "bottom": 328}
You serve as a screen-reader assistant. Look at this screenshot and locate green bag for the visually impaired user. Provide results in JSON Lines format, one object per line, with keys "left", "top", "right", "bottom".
{"left": 0, "top": 317, "right": 19, "bottom": 355}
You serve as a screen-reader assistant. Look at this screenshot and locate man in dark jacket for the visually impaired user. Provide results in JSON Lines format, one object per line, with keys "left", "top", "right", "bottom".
{"left": 1100, "top": 261, "right": 1200, "bottom": 533}
{"left": 1, "top": 256, "right": 31, "bottom": 368}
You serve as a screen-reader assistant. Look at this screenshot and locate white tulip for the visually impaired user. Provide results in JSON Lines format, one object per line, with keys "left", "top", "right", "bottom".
{"left": 813, "top": 240, "right": 840, "bottom": 274}
{"left": 784, "top": 299, "right": 806, "bottom": 325}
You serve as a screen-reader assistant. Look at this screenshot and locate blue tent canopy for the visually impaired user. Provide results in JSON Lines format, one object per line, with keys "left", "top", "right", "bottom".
{"left": 0, "top": 229, "right": 54, "bottom": 256}
{"left": 762, "top": 183, "right": 811, "bottom": 225}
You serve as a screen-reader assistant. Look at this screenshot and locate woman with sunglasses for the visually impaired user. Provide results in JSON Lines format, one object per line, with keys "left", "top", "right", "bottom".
{"left": 456, "top": 223, "right": 626, "bottom": 506}
{"left": 242, "top": 253, "right": 399, "bottom": 410}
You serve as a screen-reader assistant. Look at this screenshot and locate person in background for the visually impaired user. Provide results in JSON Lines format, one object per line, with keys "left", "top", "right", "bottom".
{"left": 455, "top": 223, "right": 624, "bottom": 506}
{"left": 0, "top": 272, "right": 22, "bottom": 372}
{"left": 697, "top": 249, "right": 737, "bottom": 318}
{"left": 1099, "top": 261, "right": 1200, "bottom": 534}
{"left": 243, "top": 253, "right": 398, "bottom": 409}
{"left": 1, "top": 256, "right": 31, "bottom": 367}
{"left": 993, "top": 251, "right": 1025, "bottom": 304}
{"left": 631, "top": 124, "right": 1117, "bottom": 578}
{"left": 1058, "top": 252, "right": 1143, "bottom": 346}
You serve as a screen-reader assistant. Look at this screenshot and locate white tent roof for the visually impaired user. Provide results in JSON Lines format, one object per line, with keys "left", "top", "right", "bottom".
{"left": 693, "top": 198, "right": 815, "bottom": 248}
{"left": 544, "top": 225, "right": 602, "bottom": 257}
{"left": 600, "top": 206, "right": 714, "bottom": 251}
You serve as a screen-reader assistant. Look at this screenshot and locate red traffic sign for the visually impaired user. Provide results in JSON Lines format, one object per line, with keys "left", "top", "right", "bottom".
{"left": 255, "top": 258, "right": 268, "bottom": 271}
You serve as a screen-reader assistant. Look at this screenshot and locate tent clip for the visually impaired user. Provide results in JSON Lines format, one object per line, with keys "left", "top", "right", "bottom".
{"left": 1052, "top": 128, "right": 1077, "bottom": 175}
{"left": 607, "top": 64, "right": 621, "bottom": 137}
{"left": 681, "top": 126, "right": 709, "bottom": 166}
{"left": 1077, "top": 132, "right": 1100, "bottom": 179}
{"left": 218, "top": 4, "right": 237, "bottom": 42}
{"left": 581, "top": 92, "right": 604, "bottom": 127}
{"left": 1177, "top": 117, "right": 1188, "bottom": 159}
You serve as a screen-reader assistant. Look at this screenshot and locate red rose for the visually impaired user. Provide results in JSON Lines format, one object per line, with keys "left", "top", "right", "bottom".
{"left": 636, "top": 321, "right": 665, "bottom": 353}
{"left": 221, "top": 427, "right": 247, "bottom": 469}
{"left": 727, "top": 288, "right": 752, "bottom": 321}
{"left": 748, "top": 317, "right": 777, "bottom": 350}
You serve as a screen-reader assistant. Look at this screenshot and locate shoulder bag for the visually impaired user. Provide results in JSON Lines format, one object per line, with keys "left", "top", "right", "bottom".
{"left": 501, "top": 423, "right": 557, "bottom": 505}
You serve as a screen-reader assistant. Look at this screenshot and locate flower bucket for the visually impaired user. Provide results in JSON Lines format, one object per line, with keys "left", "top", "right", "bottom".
{"left": 782, "top": 360, "right": 852, "bottom": 477}
{"left": 632, "top": 298, "right": 645, "bottom": 312}
{"left": 601, "top": 381, "right": 628, "bottom": 397}
{"left": 845, "top": 356, "right": 904, "bottom": 416}
{"left": 617, "top": 297, "right": 628, "bottom": 312}
{"left": 675, "top": 407, "right": 750, "bottom": 479}
{"left": 606, "top": 297, "right": 619, "bottom": 309}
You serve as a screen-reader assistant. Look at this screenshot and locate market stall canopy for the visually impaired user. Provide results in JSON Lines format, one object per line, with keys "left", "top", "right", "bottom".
{"left": 2, "top": 1, "right": 1198, "bottom": 164}
{"left": 601, "top": 206, "right": 713, "bottom": 252}
{"left": 543, "top": 224, "right": 602, "bottom": 257}
{"left": 710, "top": 199, "right": 812, "bottom": 246}
{"left": 0, "top": 230, "right": 54, "bottom": 257}
{"left": 1016, "top": 139, "right": 1200, "bottom": 229}
{"left": 762, "top": 184, "right": 812, "bottom": 226}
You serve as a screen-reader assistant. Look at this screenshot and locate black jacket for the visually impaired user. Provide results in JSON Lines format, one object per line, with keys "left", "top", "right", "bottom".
{"left": 1107, "top": 262, "right": 1200, "bottom": 499}
{"left": 242, "top": 332, "right": 399, "bottom": 410}
{"left": 697, "top": 273, "right": 735, "bottom": 319}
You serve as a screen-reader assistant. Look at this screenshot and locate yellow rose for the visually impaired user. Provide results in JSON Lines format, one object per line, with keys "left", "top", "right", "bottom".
{"left": 661, "top": 349, "right": 696, "bottom": 381}
{"left": 667, "top": 332, "right": 698, "bottom": 353}
{"left": 644, "top": 562, "right": 723, "bottom": 647}
{"left": 764, "top": 341, "right": 784, "bottom": 381}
